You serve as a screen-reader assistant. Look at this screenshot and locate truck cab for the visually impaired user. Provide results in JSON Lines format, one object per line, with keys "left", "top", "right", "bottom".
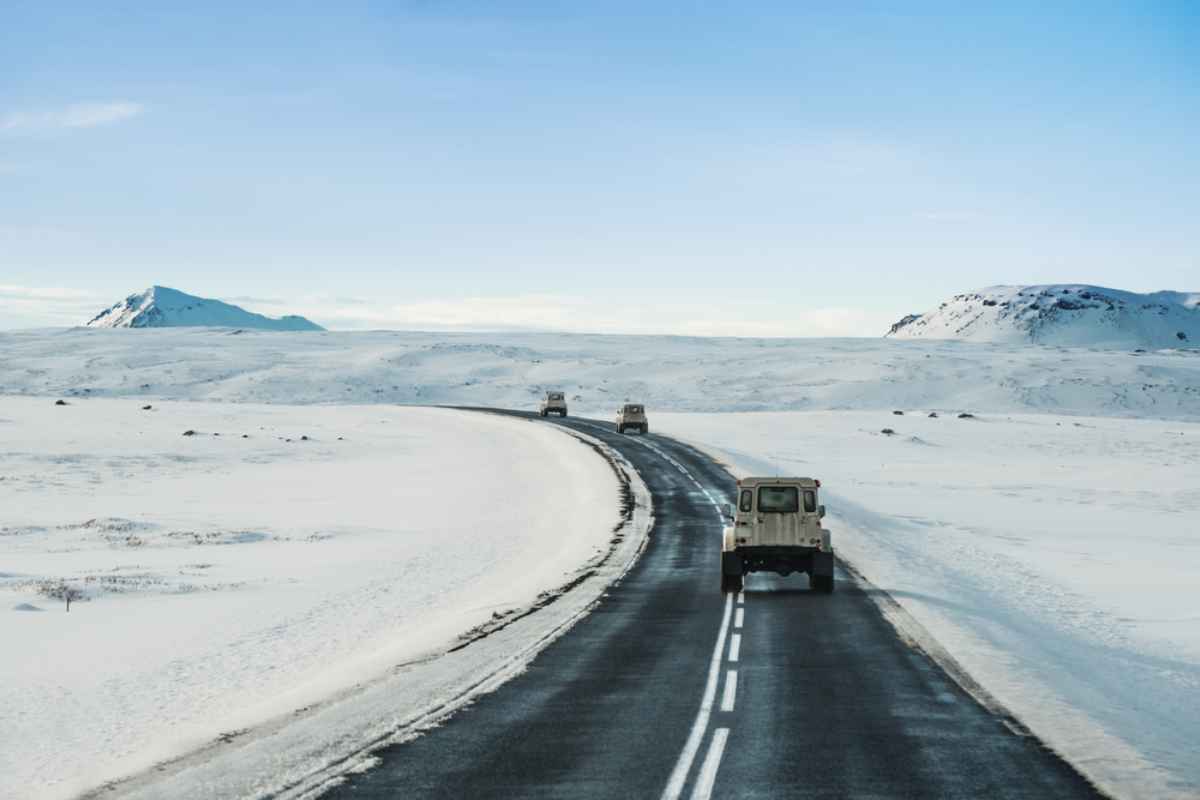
{"left": 721, "top": 477, "right": 833, "bottom": 593}
{"left": 616, "top": 404, "right": 648, "bottom": 434}
{"left": 539, "top": 391, "right": 568, "bottom": 418}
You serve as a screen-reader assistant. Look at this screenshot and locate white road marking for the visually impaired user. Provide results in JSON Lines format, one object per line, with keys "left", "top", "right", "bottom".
{"left": 728, "top": 634, "right": 741, "bottom": 663}
{"left": 569, "top": 417, "right": 736, "bottom": 798}
{"left": 720, "top": 670, "right": 738, "bottom": 712}
{"left": 659, "top": 593, "right": 733, "bottom": 800}
{"left": 737, "top": 591, "right": 744, "bottom": 605}
{"left": 734, "top": 607, "right": 744, "bottom": 629}
{"left": 689, "top": 728, "right": 730, "bottom": 800}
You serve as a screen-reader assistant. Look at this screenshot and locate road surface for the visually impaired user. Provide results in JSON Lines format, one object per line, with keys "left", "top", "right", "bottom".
{"left": 324, "top": 413, "right": 1106, "bottom": 799}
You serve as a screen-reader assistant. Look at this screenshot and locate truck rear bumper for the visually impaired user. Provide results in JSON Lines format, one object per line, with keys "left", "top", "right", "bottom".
{"left": 724, "top": 546, "right": 833, "bottom": 578}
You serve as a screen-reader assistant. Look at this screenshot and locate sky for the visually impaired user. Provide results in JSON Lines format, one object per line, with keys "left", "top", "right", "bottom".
{"left": 2, "top": 1, "right": 1197, "bottom": 334}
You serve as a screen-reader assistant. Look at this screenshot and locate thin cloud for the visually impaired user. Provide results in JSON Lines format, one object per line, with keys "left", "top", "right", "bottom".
{"left": 0, "top": 284, "right": 106, "bottom": 328}
{"left": 0, "top": 102, "right": 144, "bottom": 132}
{"left": 1, "top": 287, "right": 896, "bottom": 336}
{"left": 280, "top": 293, "right": 894, "bottom": 337}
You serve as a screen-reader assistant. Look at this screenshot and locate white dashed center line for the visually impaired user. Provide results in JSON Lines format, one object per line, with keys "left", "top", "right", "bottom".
{"left": 659, "top": 593, "right": 733, "bottom": 800}
{"left": 720, "top": 670, "right": 738, "bottom": 713}
{"left": 728, "top": 634, "right": 741, "bottom": 663}
{"left": 734, "top": 607, "right": 744, "bottom": 629}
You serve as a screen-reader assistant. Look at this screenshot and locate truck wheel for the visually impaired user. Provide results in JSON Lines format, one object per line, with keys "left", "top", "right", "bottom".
{"left": 810, "top": 574, "right": 834, "bottom": 594}
{"left": 618, "top": 424, "right": 625, "bottom": 434}
{"left": 540, "top": 410, "right": 547, "bottom": 418}
{"left": 641, "top": 424, "right": 649, "bottom": 434}
{"left": 560, "top": 410, "right": 568, "bottom": 418}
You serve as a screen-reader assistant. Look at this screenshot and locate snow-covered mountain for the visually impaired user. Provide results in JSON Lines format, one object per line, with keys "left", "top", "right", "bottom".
{"left": 886, "top": 284, "right": 1200, "bottom": 348}
{"left": 85, "top": 286, "right": 324, "bottom": 331}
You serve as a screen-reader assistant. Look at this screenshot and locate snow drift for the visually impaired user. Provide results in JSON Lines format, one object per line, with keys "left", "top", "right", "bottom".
{"left": 887, "top": 284, "right": 1200, "bottom": 349}
{"left": 85, "top": 285, "right": 324, "bottom": 331}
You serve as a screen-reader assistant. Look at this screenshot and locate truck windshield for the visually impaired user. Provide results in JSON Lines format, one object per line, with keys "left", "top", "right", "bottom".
{"left": 757, "top": 486, "right": 799, "bottom": 513}
{"left": 549, "top": 393, "right": 563, "bottom": 400}
{"left": 626, "top": 406, "right": 642, "bottom": 413}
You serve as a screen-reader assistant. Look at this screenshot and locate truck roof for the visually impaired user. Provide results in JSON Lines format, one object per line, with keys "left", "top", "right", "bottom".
{"left": 737, "top": 476, "right": 820, "bottom": 488}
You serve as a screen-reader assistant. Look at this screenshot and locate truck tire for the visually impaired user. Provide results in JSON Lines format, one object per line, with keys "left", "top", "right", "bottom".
{"left": 560, "top": 410, "right": 568, "bottom": 418}
{"left": 810, "top": 574, "right": 834, "bottom": 594}
{"left": 722, "top": 572, "right": 743, "bottom": 594}
{"left": 641, "top": 424, "right": 649, "bottom": 434}
{"left": 618, "top": 424, "right": 625, "bottom": 434}
{"left": 540, "top": 410, "right": 547, "bottom": 418}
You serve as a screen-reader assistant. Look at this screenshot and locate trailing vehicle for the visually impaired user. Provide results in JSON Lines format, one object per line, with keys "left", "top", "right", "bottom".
{"left": 539, "top": 391, "right": 568, "bottom": 418}
{"left": 616, "top": 403, "right": 648, "bottom": 434}
{"left": 721, "top": 477, "right": 833, "bottom": 593}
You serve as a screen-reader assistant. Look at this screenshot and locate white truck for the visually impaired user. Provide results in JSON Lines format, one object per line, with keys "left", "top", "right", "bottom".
{"left": 539, "top": 391, "right": 568, "bottom": 418}
{"left": 615, "top": 403, "right": 648, "bottom": 434}
{"left": 721, "top": 477, "right": 833, "bottom": 593}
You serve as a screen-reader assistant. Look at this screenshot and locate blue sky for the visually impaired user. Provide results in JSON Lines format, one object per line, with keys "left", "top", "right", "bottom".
{"left": 2, "top": 1, "right": 1197, "bottom": 333}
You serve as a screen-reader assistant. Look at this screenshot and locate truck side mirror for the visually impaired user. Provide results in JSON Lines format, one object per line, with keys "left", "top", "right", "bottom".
{"left": 818, "top": 504, "right": 826, "bottom": 519}
{"left": 721, "top": 503, "right": 732, "bottom": 520}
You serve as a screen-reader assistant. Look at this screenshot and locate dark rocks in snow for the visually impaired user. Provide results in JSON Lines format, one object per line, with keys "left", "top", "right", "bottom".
{"left": 212, "top": 433, "right": 220, "bottom": 437}
{"left": 300, "top": 435, "right": 310, "bottom": 441}
{"left": 887, "top": 314, "right": 922, "bottom": 336}
{"left": 957, "top": 412, "right": 975, "bottom": 419}
{"left": 55, "top": 399, "right": 68, "bottom": 406}
{"left": 1179, "top": 331, "right": 1189, "bottom": 341}
{"left": 982, "top": 299, "right": 998, "bottom": 306}
{"left": 881, "top": 428, "right": 896, "bottom": 435}
{"left": 892, "top": 410, "right": 904, "bottom": 416}
{"left": 142, "top": 405, "right": 153, "bottom": 410}
{"left": 242, "top": 434, "right": 249, "bottom": 439}
{"left": 928, "top": 412, "right": 939, "bottom": 418}
{"left": 182, "top": 429, "right": 197, "bottom": 436}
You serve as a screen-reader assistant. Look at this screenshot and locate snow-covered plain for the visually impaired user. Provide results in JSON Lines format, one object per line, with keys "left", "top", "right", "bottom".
{"left": 2, "top": 327, "right": 1199, "bottom": 419}
{"left": 2, "top": 326, "right": 1198, "bottom": 799}
{"left": 656, "top": 410, "right": 1200, "bottom": 800}
{"left": 0, "top": 398, "right": 631, "bottom": 799}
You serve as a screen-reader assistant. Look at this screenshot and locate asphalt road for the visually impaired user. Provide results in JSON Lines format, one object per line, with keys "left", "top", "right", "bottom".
{"left": 323, "top": 413, "right": 1107, "bottom": 800}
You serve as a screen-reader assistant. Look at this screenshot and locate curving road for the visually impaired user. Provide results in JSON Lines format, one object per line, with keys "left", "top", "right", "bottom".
{"left": 323, "top": 413, "right": 1107, "bottom": 800}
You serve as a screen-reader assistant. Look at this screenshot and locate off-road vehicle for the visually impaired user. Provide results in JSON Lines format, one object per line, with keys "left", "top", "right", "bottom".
{"left": 539, "top": 391, "right": 568, "bottom": 418}
{"left": 616, "top": 404, "right": 648, "bottom": 434}
{"left": 721, "top": 477, "right": 833, "bottom": 593}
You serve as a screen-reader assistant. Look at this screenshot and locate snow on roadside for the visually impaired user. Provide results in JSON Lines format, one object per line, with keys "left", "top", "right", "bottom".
{"left": 657, "top": 410, "right": 1200, "bottom": 800}
{"left": 0, "top": 398, "right": 626, "bottom": 800}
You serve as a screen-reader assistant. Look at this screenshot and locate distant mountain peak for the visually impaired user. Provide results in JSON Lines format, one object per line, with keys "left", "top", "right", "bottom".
{"left": 85, "top": 286, "right": 324, "bottom": 331}
{"left": 886, "top": 284, "right": 1199, "bottom": 348}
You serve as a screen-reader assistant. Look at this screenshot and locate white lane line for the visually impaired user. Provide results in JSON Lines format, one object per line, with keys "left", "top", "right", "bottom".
{"left": 573, "top": 420, "right": 728, "bottom": 520}
{"left": 720, "top": 670, "right": 738, "bottom": 712}
{"left": 737, "top": 591, "right": 744, "bottom": 605}
{"left": 689, "top": 728, "right": 730, "bottom": 800}
{"left": 734, "top": 607, "right": 744, "bottom": 629}
{"left": 659, "top": 593, "right": 734, "bottom": 800}
{"left": 728, "top": 634, "right": 741, "bottom": 663}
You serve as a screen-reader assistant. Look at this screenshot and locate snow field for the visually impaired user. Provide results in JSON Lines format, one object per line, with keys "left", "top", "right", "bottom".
{"left": 0, "top": 398, "right": 625, "bottom": 799}
{"left": 656, "top": 410, "right": 1200, "bottom": 799}
{"left": 2, "top": 327, "right": 1199, "bottom": 421}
